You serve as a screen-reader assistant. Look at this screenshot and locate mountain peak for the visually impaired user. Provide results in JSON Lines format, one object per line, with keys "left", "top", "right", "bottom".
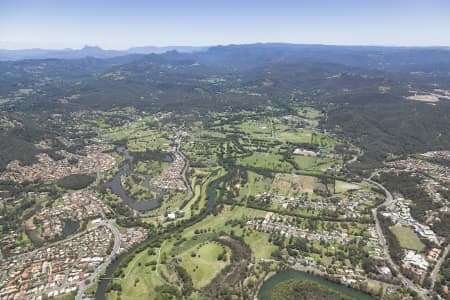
{"left": 81, "top": 45, "right": 103, "bottom": 51}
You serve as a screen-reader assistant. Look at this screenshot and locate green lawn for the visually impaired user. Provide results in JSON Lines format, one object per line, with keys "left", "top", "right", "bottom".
{"left": 297, "top": 107, "right": 323, "bottom": 120}
{"left": 180, "top": 205, "right": 275, "bottom": 260}
{"left": 180, "top": 177, "right": 201, "bottom": 219}
{"left": 243, "top": 231, "right": 277, "bottom": 260}
{"left": 335, "top": 180, "right": 362, "bottom": 193}
{"left": 134, "top": 160, "right": 170, "bottom": 177}
{"left": 178, "top": 242, "right": 230, "bottom": 288}
{"left": 109, "top": 250, "right": 166, "bottom": 300}
{"left": 239, "top": 171, "right": 273, "bottom": 199}
{"left": 113, "top": 207, "right": 272, "bottom": 296}
{"left": 236, "top": 120, "right": 273, "bottom": 138}
{"left": 182, "top": 205, "right": 268, "bottom": 238}
{"left": 237, "top": 152, "right": 292, "bottom": 172}
{"left": 293, "top": 155, "right": 341, "bottom": 171}
{"left": 292, "top": 155, "right": 318, "bottom": 169}
{"left": 278, "top": 129, "right": 312, "bottom": 144}
{"left": 389, "top": 226, "right": 426, "bottom": 252}
{"left": 127, "top": 133, "right": 171, "bottom": 152}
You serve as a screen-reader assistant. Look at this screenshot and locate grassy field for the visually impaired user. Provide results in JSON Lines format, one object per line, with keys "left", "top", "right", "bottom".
{"left": 127, "top": 133, "right": 171, "bottom": 152}
{"left": 107, "top": 206, "right": 272, "bottom": 299}
{"left": 178, "top": 242, "right": 230, "bottom": 288}
{"left": 292, "top": 155, "right": 341, "bottom": 172}
{"left": 335, "top": 180, "right": 362, "bottom": 193}
{"left": 99, "top": 119, "right": 148, "bottom": 141}
{"left": 273, "top": 173, "right": 315, "bottom": 194}
{"left": 181, "top": 177, "right": 201, "bottom": 219}
{"left": 235, "top": 119, "right": 273, "bottom": 139}
{"left": 236, "top": 150, "right": 340, "bottom": 175}
{"left": 272, "top": 173, "right": 324, "bottom": 196}
{"left": 182, "top": 205, "right": 267, "bottom": 237}
{"left": 297, "top": 107, "right": 323, "bottom": 120}
{"left": 389, "top": 226, "right": 426, "bottom": 252}
{"left": 237, "top": 152, "right": 292, "bottom": 172}
{"left": 292, "top": 155, "right": 318, "bottom": 169}
{"left": 277, "top": 129, "right": 312, "bottom": 144}
{"left": 107, "top": 249, "right": 167, "bottom": 300}
{"left": 239, "top": 171, "right": 335, "bottom": 201}
{"left": 134, "top": 160, "right": 170, "bottom": 177}
{"left": 243, "top": 231, "right": 277, "bottom": 260}
{"left": 238, "top": 171, "right": 273, "bottom": 199}
{"left": 180, "top": 205, "right": 274, "bottom": 261}
{"left": 234, "top": 117, "right": 331, "bottom": 147}
{"left": 97, "top": 118, "right": 171, "bottom": 152}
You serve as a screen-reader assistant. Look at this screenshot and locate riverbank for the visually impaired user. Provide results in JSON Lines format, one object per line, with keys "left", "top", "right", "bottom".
{"left": 257, "top": 270, "right": 375, "bottom": 300}
{"left": 101, "top": 147, "right": 162, "bottom": 211}
{"left": 95, "top": 170, "right": 228, "bottom": 299}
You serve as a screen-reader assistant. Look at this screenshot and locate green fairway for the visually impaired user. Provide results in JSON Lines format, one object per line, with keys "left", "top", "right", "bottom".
{"left": 278, "top": 129, "right": 312, "bottom": 144}
{"left": 178, "top": 242, "right": 230, "bottom": 288}
{"left": 292, "top": 155, "right": 317, "bottom": 169}
{"left": 243, "top": 231, "right": 277, "bottom": 260}
{"left": 180, "top": 205, "right": 274, "bottom": 261}
{"left": 134, "top": 160, "right": 170, "bottom": 176}
{"left": 109, "top": 250, "right": 166, "bottom": 300}
{"left": 236, "top": 120, "right": 273, "bottom": 139}
{"left": 335, "top": 180, "right": 361, "bottom": 193}
{"left": 239, "top": 171, "right": 273, "bottom": 199}
{"left": 237, "top": 152, "right": 292, "bottom": 172}
{"left": 127, "top": 133, "right": 171, "bottom": 152}
{"left": 182, "top": 205, "right": 268, "bottom": 238}
{"left": 389, "top": 226, "right": 426, "bottom": 252}
{"left": 292, "top": 155, "right": 341, "bottom": 172}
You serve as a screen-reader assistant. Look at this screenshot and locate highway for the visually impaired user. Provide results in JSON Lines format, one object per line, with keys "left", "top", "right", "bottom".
{"left": 366, "top": 176, "right": 428, "bottom": 299}
{"left": 75, "top": 220, "right": 122, "bottom": 300}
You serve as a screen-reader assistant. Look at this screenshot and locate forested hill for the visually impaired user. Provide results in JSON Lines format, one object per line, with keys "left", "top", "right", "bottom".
{"left": 1, "top": 43, "right": 450, "bottom": 170}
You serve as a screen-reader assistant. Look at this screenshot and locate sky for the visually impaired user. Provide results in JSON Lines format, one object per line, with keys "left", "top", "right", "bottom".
{"left": 1, "top": 0, "right": 450, "bottom": 49}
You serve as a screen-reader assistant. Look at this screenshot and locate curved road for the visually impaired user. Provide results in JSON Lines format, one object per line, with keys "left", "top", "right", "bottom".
{"left": 430, "top": 243, "right": 450, "bottom": 290}
{"left": 366, "top": 177, "right": 428, "bottom": 299}
{"left": 75, "top": 220, "right": 121, "bottom": 300}
{"left": 136, "top": 134, "right": 192, "bottom": 219}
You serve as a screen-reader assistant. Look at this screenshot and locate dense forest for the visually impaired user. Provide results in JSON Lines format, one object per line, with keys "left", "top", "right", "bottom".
{"left": 326, "top": 101, "right": 450, "bottom": 173}
{"left": 57, "top": 174, "right": 95, "bottom": 190}
{"left": 378, "top": 172, "right": 450, "bottom": 239}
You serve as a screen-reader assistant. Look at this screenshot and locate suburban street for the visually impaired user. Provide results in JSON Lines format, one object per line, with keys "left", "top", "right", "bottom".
{"left": 366, "top": 177, "right": 428, "bottom": 299}
{"left": 430, "top": 243, "right": 450, "bottom": 290}
{"left": 75, "top": 220, "right": 122, "bottom": 300}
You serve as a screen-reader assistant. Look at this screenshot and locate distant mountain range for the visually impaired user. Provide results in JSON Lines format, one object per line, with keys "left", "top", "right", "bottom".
{"left": 0, "top": 45, "right": 207, "bottom": 61}
{"left": 1, "top": 43, "right": 450, "bottom": 63}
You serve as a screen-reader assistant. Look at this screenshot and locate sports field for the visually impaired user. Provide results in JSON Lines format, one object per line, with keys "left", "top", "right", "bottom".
{"left": 389, "top": 226, "right": 425, "bottom": 252}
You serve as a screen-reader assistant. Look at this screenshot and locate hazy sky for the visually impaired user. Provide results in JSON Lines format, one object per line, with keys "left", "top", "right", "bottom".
{"left": 1, "top": 0, "right": 450, "bottom": 49}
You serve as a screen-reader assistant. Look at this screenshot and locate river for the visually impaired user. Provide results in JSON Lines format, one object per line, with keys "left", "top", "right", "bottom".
{"left": 258, "top": 270, "right": 374, "bottom": 300}
{"left": 95, "top": 172, "right": 227, "bottom": 299}
{"left": 101, "top": 147, "right": 163, "bottom": 211}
